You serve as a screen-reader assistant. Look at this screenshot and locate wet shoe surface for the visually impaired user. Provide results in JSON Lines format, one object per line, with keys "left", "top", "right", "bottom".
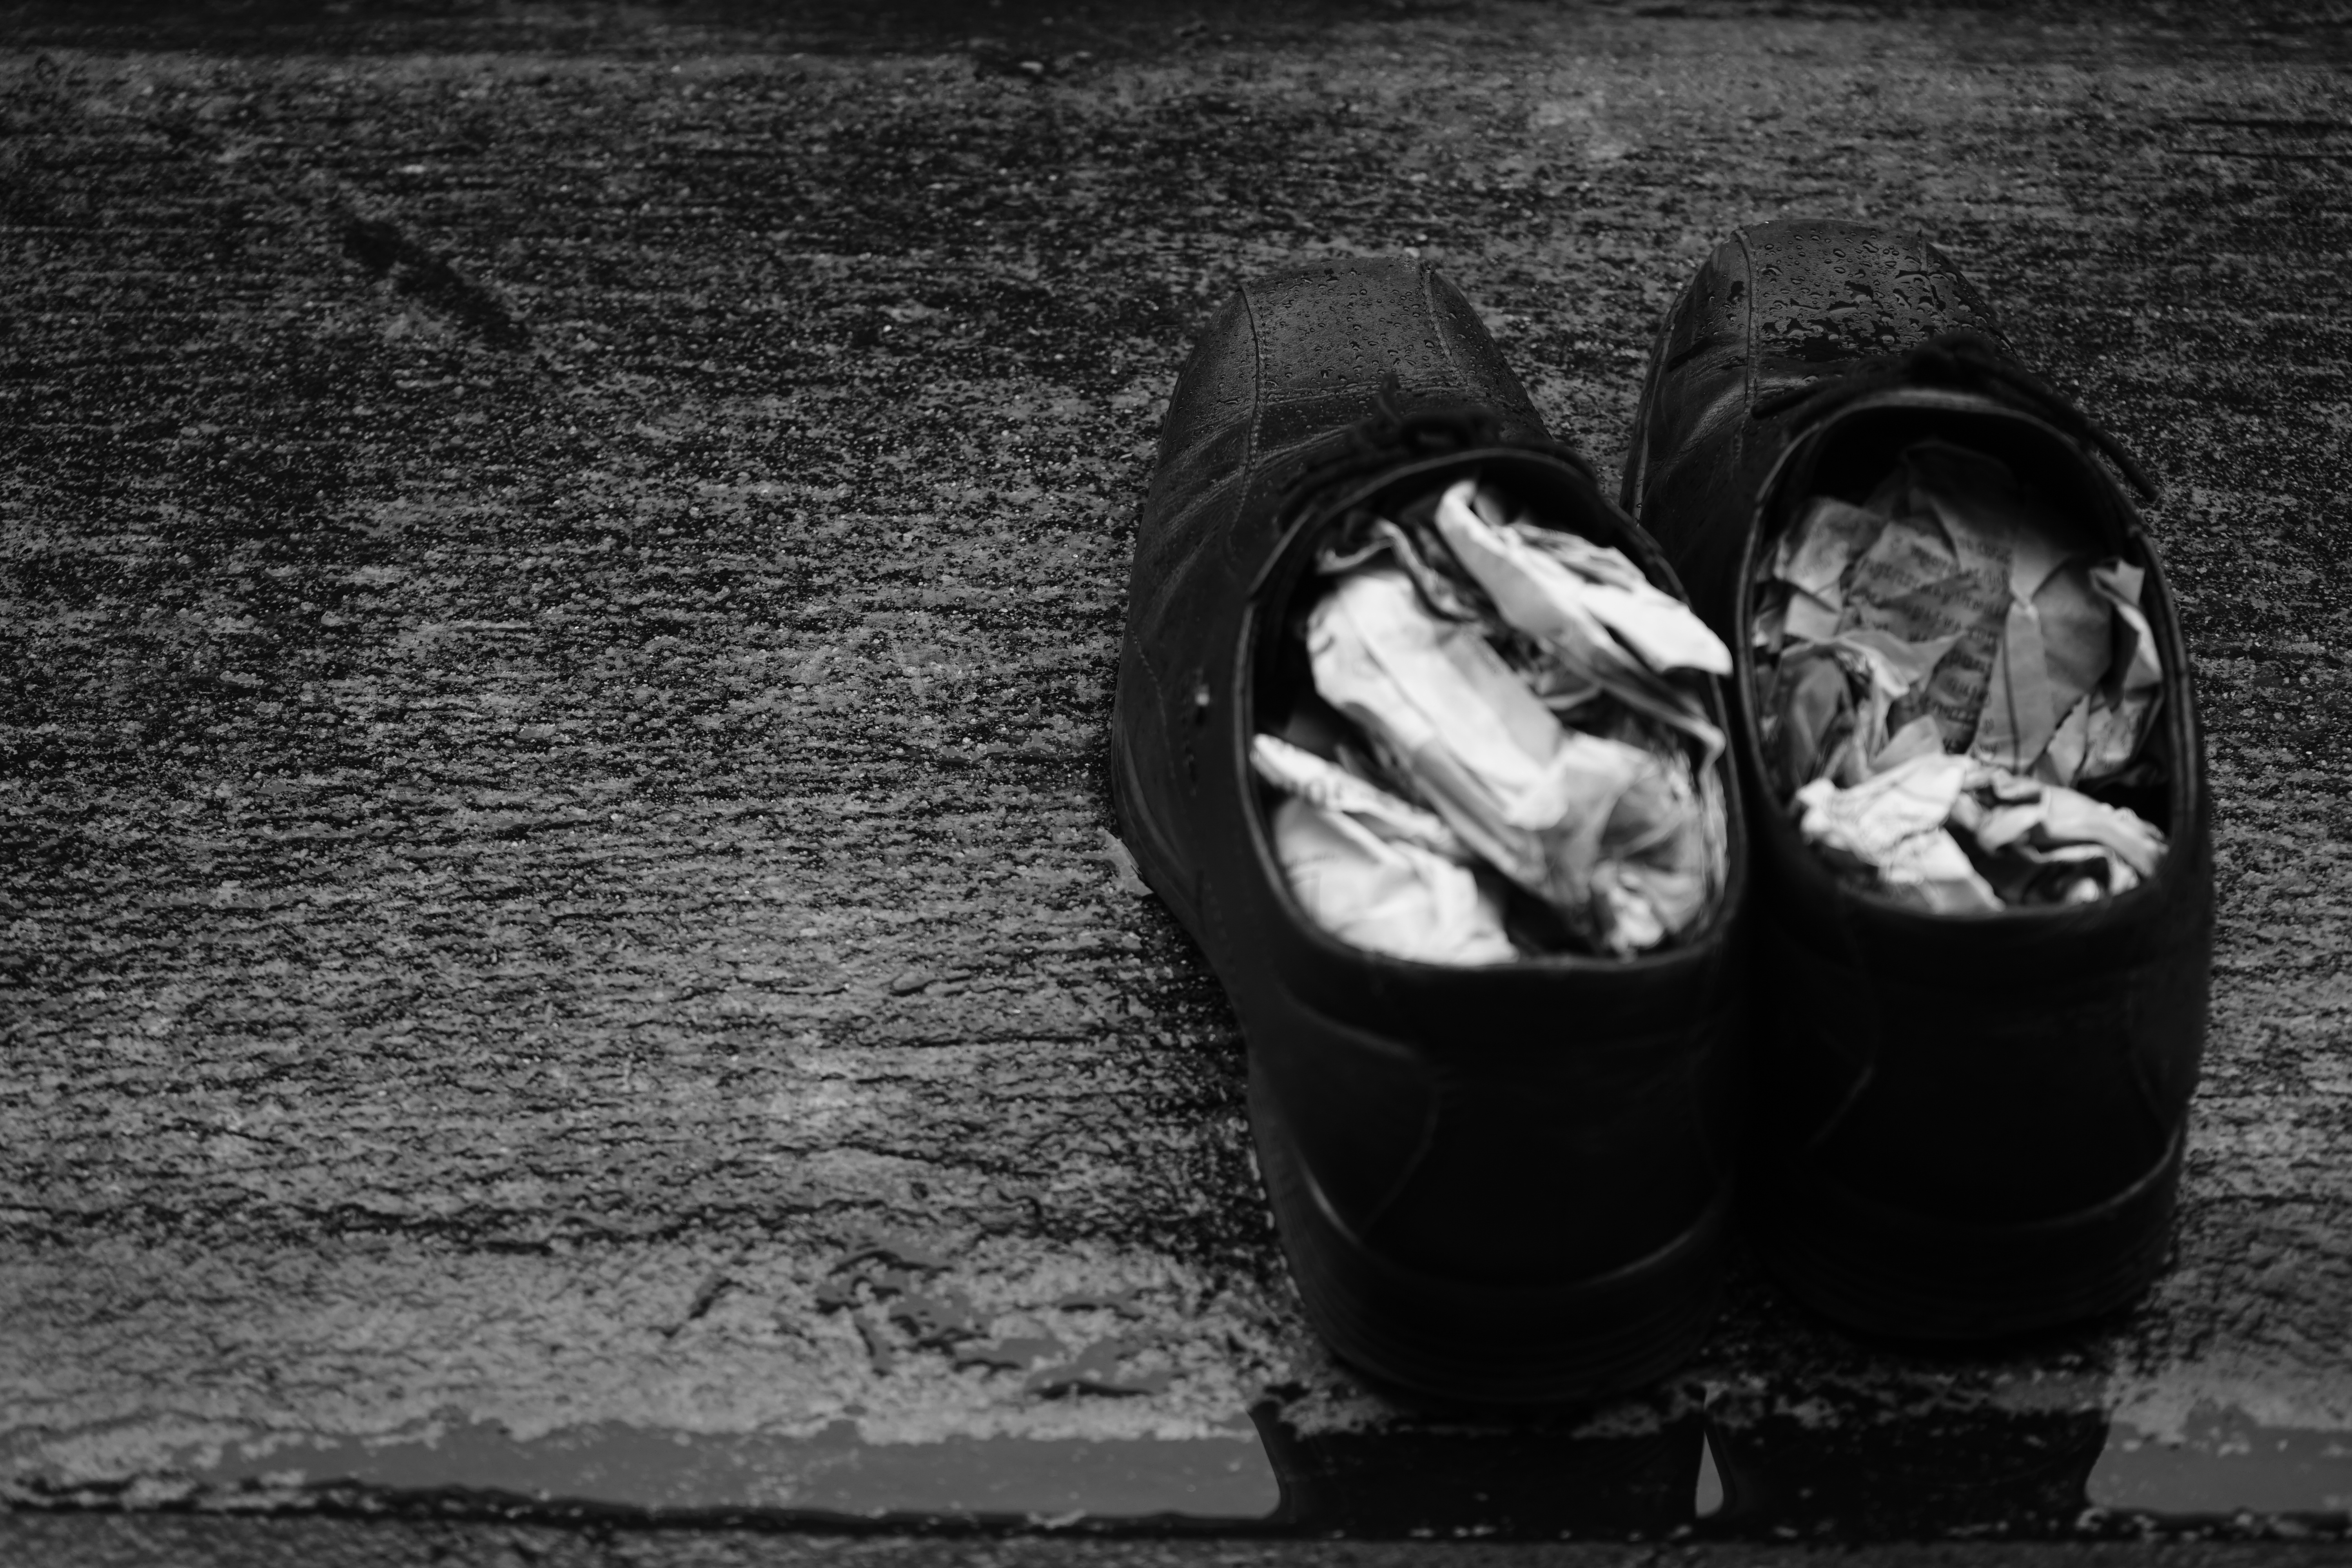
{"left": 1114, "top": 258, "right": 1751, "bottom": 1404}
{"left": 1624, "top": 219, "right": 2216, "bottom": 1340}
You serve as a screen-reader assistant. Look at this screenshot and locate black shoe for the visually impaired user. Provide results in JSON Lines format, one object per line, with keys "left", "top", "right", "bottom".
{"left": 1112, "top": 258, "right": 1750, "bottom": 1403}
{"left": 1622, "top": 219, "right": 2213, "bottom": 1339}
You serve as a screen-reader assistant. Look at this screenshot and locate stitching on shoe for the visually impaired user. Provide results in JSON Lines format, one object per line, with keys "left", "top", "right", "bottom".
{"left": 1735, "top": 227, "right": 1758, "bottom": 419}
{"left": 1419, "top": 259, "right": 1471, "bottom": 400}
{"left": 1236, "top": 276, "right": 1267, "bottom": 559}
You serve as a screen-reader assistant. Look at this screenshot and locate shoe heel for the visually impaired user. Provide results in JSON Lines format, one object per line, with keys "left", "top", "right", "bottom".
{"left": 1757, "top": 1128, "right": 2183, "bottom": 1340}
{"left": 1252, "top": 1057, "right": 1730, "bottom": 1405}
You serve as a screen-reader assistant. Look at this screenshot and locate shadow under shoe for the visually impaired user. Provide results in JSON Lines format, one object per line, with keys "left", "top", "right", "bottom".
{"left": 1112, "top": 258, "right": 1752, "bottom": 1403}
{"left": 1621, "top": 219, "right": 2212, "bottom": 1341}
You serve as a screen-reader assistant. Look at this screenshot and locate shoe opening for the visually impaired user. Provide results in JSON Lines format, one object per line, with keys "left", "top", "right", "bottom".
{"left": 1749, "top": 407, "right": 2174, "bottom": 915}
{"left": 1250, "top": 459, "right": 1734, "bottom": 966}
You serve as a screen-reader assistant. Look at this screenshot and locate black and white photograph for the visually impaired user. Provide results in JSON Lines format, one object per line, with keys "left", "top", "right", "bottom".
{"left": 3, "top": 2, "right": 2347, "bottom": 1564}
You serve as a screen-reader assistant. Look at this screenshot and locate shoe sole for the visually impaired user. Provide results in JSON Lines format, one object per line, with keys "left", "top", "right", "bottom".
{"left": 1754, "top": 1126, "right": 2184, "bottom": 1341}
{"left": 1250, "top": 1052, "right": 1730, "bottom": 1406}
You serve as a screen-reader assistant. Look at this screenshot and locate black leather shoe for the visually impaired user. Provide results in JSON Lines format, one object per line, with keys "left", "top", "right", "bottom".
{"left": 1622, "top": 219, "right": 2212, "bottom": 1339}
{"left": 1112, "top": 258, "right": 1750, "bottom": 1403}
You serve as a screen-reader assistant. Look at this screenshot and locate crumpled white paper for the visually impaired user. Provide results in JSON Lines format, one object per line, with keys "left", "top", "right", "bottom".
{"left": 1771, "top": 495, "right": 1881, "bottom": 645}
{"left": 1251, "top": 732, "right": 1469, "bottom": 860}
{"left": 2029, "top": 559, "right": 2164, "bottom": 786}
{"left": 1304, "top": 565, "right": 1716, "bottom": 956}
{"left": 1949, "top": 763, "right": 2165, "bottom": 895}
{"left": 1757, "top": 439, "right": 2171, "bottom": 911}
{"left": 1264, "top": 793, "right": 1516, "bottom": 965}
{"left": 1432, "top": 478, "right": 1731, "bottom": 759}
{"left": 1796, "top": 751, "right": 2167, "bottom": 910}
{"left": 1252, "top": 734, "right": 1513, "bottom": 965}
{"left": 1795, "top": 753, "right": 2002, "bottom": 913}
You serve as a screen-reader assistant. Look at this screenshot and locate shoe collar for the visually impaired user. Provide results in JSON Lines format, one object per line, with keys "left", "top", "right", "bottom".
{"left": 1752, "top": 330, "right": 2160, "bottom": 506}
{"left": 1246, "top": 443, "right": 1660, "bottom": 606}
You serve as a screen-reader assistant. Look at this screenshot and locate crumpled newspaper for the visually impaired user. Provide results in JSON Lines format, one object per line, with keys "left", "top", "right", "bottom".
{"left": 1250, "top": 734, "right": 1515, "bottom": 965}
{"left": 1794, "top": 753, "right": 2000, "bottom": 914}
{"left": 1757, "top": 440, "right": 2168, "bottom": 907}
{"left": 1257, "top": 477, "right": 1729, "bottom": 960}
{"left": 1430, "top": 479, "right": 1731, "bottom": 759}
{"left": 1757, "top": 440, "right": 2163, "bottom": 793}
{"left": 1797, "top": 752, "right": 2165, "bottom": 911}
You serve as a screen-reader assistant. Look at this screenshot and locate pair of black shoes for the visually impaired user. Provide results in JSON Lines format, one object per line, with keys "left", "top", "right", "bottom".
{"left": 1109, "top": 221, "right": 2212, "bottom": 1405}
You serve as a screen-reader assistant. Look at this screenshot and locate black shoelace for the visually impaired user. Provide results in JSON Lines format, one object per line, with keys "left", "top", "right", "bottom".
{"left": 1750, "top": 330, "right": 2160, "bottom": 502}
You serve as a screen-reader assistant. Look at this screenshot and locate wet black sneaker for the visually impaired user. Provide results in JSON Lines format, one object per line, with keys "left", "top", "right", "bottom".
{"left": 1112, "top": 258, "right": 1750, "bottom": 1403}
{"left": 1621, "top": 219, "right": 2213, "bottom": 1339}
